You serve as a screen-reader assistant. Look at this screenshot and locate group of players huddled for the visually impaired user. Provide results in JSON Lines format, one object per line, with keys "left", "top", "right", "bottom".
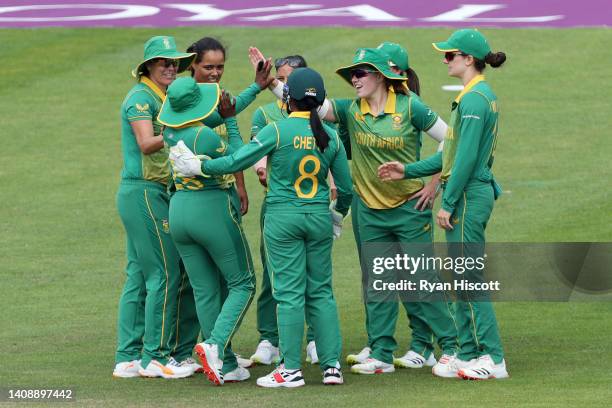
{"left": 113, "top": 29, "right": 508, "bottom": 387}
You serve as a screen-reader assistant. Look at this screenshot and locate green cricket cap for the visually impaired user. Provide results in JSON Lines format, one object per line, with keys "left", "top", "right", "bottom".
{"left": 132, "top": 36, "right": 195, "bottom": 78}
{"left": 377, "top": 41, "right": 409, "bottom": 71}
{"left": 432, "top": 29, "right": 491, "bottom": 60}
{"left": 336, "top": 47, "right": 406, "bottom": 86}
{"left": 287, "top": 67, "right": 326, "bottom": 104}
{"left": 157, "top": 77, "right": 220, "bottom": 127}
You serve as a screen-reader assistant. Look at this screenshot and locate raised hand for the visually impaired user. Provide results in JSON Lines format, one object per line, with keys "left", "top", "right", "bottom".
{"left": 218, "top": 90, "right": 236, "bottom": 118}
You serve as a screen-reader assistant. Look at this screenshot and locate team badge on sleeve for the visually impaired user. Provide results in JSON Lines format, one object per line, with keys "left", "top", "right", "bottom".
{"left": 136, "top": 103, "right": 150, "bottom": 112}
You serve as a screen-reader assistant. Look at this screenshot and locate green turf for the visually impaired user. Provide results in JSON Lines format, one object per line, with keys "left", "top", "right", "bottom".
{"left": 1, "top": 27, "right": 611, "bottom": 407}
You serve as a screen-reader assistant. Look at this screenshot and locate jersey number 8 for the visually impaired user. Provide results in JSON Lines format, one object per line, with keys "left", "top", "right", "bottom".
{"left": 294, "top": 155, "right": 321, "bottom": 199}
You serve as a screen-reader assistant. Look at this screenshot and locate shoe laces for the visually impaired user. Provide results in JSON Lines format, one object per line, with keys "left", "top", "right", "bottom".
{"left": 180, "top": 357, "right": 197, "bottom": 366}
{"left": 167, "top": 357, "right": 180, "bottom": 367}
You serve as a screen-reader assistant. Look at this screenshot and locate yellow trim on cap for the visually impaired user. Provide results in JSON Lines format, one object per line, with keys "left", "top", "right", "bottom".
{"left": 288, "top": 112, "right": 311, "bottom": 119}
{"left": 432, "top": 43, "right": 459, "bottom": 53}
{"left": 141, "top": 76, "right": 166, "bottom": 101}
{"left": 336, "top": 62, "right": 407, "bottom": 84}
{"left": 157, "top": 83, "right": 221, "bottom": 128}
{"left": 454, "top": 74, "right": 486, "bottom": 103}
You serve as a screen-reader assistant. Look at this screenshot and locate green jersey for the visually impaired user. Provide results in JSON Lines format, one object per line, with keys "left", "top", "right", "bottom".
{"left": 120, "top": 77, "right": 171, "bottom": 185}
{"left": 403, "top": 75, "right": 500, "bottom": 213}
{"left": 332, "top": 87, "right": 438, "bottom": 209}
{"left": 163, "top": 121, "right": 237, "bottom": 192}
{"left": 251, "top": 100, "right": 351, "bottom": 155}
{"left": 211, "top": 83, "right": 261, "bottom": 186}
{"left": 203, "top": 112, "right": 353, "bottom": 215}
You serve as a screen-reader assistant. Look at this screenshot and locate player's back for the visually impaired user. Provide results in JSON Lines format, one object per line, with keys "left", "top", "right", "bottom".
{"left": 265, "top": 114, "right": 341, "bottom": 213}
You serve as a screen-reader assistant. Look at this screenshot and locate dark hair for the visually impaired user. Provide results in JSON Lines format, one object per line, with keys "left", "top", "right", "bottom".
{"left": 383, "top": 68, "right": 420, "bottom": 96}
{"left": 474, "top": 51, "right": 506, "bottom": 72}
{"left": 186, "top": 37, "right": 226, "bottom": 75}
{"left": 293, "top": 97, "right": 329, "bottom": 151}
{"left": 405, "top": 68, "right": 421, "bottom": 96}
{"left": 274, "top": 55, "right": 307, "bottom": 70}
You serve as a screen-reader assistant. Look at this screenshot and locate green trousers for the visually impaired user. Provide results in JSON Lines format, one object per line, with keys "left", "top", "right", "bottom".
{"left": 169, "top": 188, "right": 255, "bottom": 372}
{"left": 356, "top": 195, "right": 458, "bottom": 364}
{"left": 170, "top": 186, "right": 241, "bottom": 363}
{"left": 115, "top": 180, "right": 181, "bottom": 367}
{"left": 257, "top": 201, "right": 315, "bottom": 347}
{"left": 263, "top": 211, "right": 341, "bottom": 370}
{"left": 446, "top": 182, "right": 504, "bottom": 364}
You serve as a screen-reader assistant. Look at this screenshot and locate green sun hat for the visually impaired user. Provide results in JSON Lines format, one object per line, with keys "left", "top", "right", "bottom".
{"left": 377, "top": 41, "right": 409, "bottom": 71}
{"left": 132, "top": 36, "right": 196, "bottom": 78}
{"left": 287, "top": 67, "right": 326, "bottom": 104}
{"left": 157, "top": 77, "right": 220, "bottom": 127}
{"left": 336, "top": 47, "right": 406, "bottom": 86}
{"left": 432, "top": 29, "right": 491, "bottom": 60}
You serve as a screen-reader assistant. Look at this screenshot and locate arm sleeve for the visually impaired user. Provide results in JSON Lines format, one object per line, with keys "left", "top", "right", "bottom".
{"left": 330, "top": 140, "right": 353, "bottom": 216}
{"left": 331, "top": 98, "right": 352, "bottom": 131}
{"left": 403, "top": 151, "right": 443, "bottom": 179}
{"left": 441, "top": 93, "right": 487, "bottom": 213}
{"left": 410, "top": 95, "right": 439, "bottom": 131}
{"left": 202, "top": 123, "right": 278, "bottom": 175}
{"left": 125, "top": 92, "right": 155, "bottom": 122}
{"left": 250, "top": 107, "right": 268, "bottom": 139}
{"left": 234, "top": 84, "right": 262, "bottom": 115}
{"left": 202, "top": 111, "right": 224, "bottom": 128}
{"left": 224, "top": 116, "right": 244, "bottom": 149}
{"left": 191, "top": 127, "right": 230, "bottom": 159}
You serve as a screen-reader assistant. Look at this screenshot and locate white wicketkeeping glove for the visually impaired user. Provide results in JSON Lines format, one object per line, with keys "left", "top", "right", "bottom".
{"left": 169, "top": 140, "right": 210, "bottom": 177}
{"left": 329, "top": 199, "right": 345, "bottom": 240}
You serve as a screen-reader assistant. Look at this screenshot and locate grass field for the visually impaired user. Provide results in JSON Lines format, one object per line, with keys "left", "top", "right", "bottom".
{"left": 1, "top": 27, "right": 611, "bottom": 407}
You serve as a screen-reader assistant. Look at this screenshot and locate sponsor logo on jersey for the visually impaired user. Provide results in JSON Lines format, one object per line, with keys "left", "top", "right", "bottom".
{"left": 136, "top": 103, "right": 149, "bottom": 112}
{"left": 162, "top": 219, "right": 170, "bottom": 233}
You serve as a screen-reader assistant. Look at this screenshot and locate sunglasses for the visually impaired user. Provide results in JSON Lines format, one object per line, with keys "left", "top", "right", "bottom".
{"left": 350, "top": 68, "right": 377, "bottom": 79}
{"left": 274, "top": 56, "right": 306, "bottom": 69}
{"left": 152, "top": 58, "right": 179, "bottom": 68}
{"left": 444, "top": 52, "right": 468, "bottom": 62}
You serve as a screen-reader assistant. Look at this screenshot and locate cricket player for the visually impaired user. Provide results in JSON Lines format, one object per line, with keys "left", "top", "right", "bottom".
{"left": 158, "top": 77, "right": 257, "bottom": 386}
{"left": 378, "top": 29, "right": 509, "bottom": 380}
{"left": 170, "top": 67, "right": 353, "bottom": 387}
{"left": 168, "top": 36, "right": 272, "bottom": 372}
{"left": 247, "top": 54, "right": 344, "bottom": 367}
{"left": 113, "top": 36, "right": 196, "bottom": 379}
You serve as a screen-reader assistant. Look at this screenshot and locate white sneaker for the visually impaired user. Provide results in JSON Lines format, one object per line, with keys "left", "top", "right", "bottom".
{"left": 322, "top": 363, "right": 343, "bottom": 385}
{"left": 177, "top": 357, "right": 203, "bottom": 373}
{"left": 432, "top": 354, "right": 475, "bottom": 378}
{"left": 250, "top": 340, "right": 280, "bottom": 365}
{"left": 394, "top": 350, "right": 437, "bottom": 369}
{"left": 305, "top": 341, "right": 319, "bottom": 364}
{"left": 138, "top": 358, "right": 193, "bottom": 379}
{"left": 346, "top": 346, "right": 371, "bottom": 365}
{"left": 458, "top": 355, "right": 509, "bottom": 380}
{"left": 112, "top": 360, "right": 142, "bottom": 378}
{"left": 224, "top": 366, "right": 251, "bottom": 382}
{"left": 236, "top": 354, "right": 253, "bottom": 368}
{"left": 350, "top": 358, "right": 395, "bottom": 374}
{"left": 257, "top": 364, "right": 305, "bottom": 388}
{"left": 195, "top": 342, "right": 224, "bottom": 385}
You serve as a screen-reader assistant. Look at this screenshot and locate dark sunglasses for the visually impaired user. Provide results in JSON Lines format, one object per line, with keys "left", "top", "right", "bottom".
{"left": 444, "top": 52, "right": 468, "bottom": 62}
{"left": 152, "top": 58, "right": 179, "bottom": 68}
{"left": 350, "top": 68, "right": 377, "bottom": 79}
{"left": 274, "top": 56, "right": 306, "bottom": 69}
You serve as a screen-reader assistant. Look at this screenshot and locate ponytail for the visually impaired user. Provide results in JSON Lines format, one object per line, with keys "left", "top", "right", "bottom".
{"left": 475, "top": 51, "right": 507, "bottom": 72}
{"left": 295, "top": 97, "right": 329, "bottom": 151}
{"left": 405, "top": 68, "right": 421, "bottom": 96}
{"left": 485, "top": 52, "right": 506, "bottom": 68}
